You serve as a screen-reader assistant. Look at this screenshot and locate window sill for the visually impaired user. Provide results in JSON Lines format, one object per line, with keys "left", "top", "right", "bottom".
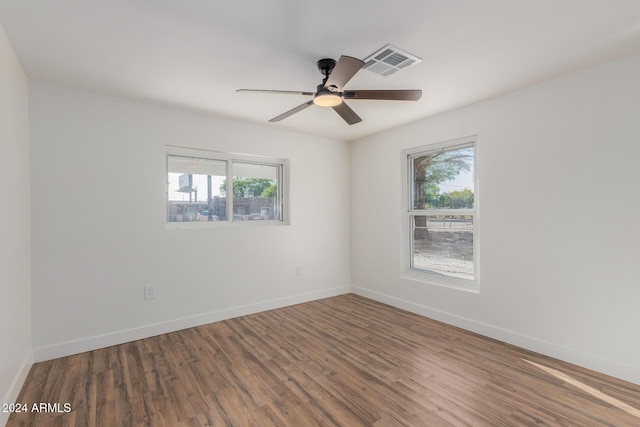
{"left": 166, "top": 219, "right": 289, "bottom": 230}
{"left": 402, "top": 268, "right": 479, "bottom": 293}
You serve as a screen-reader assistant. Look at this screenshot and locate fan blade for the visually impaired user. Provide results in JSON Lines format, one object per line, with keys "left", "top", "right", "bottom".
{"left": 268, "top": 100, "right": 314, "bottom": 122}
{"left": 325, "top": 56, "right": 364, "bottom": 90}
{"left": 237, "top": 89, "right": 315, "bottom": 96}
{"left": 332, "top": 102, "right": 362, "bottom": 125}
{"left": 344, "top": 89, "right": 422, "bottom": 101}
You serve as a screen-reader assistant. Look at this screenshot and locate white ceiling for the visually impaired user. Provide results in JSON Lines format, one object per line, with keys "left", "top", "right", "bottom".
{"left": 2, "top": 1, "right": 640, "bottom": 141}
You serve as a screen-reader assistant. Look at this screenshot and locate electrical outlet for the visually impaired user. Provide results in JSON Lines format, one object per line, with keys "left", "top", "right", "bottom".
{"left": 144, "top": 284, "right": 156, "bottom": 300}
{"left": 296, "top": 265, "right": 303, "bottom": 277}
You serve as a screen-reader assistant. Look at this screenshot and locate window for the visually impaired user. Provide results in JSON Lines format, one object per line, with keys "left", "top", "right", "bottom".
{"left": 167, "top": 148, "right": 286, "bottom": 224}
{"left": 404, "top": 137, "right": 477, "bottom": 289}
{"left": 231, "top": 162, "right": 280, "bottom": 221}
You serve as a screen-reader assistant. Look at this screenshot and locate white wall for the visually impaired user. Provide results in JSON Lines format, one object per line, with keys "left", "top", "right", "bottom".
{"left": 29, "top": 81, "right": 351, "bottom": 360}
{"left": 0, "top": 21, "right": 32, "bottom": 425}
{"left": 350, "top": 54, "right": 640, "bottom": 385}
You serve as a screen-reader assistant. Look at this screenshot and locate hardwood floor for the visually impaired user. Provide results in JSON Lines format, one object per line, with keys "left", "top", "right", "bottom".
{"left": 8, "top": 294, "right": 640, "bottom": 426}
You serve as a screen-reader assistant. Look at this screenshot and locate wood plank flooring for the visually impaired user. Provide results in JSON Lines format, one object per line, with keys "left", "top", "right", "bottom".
{"left": 7, "top": 294, "right": 640, "bottom": 426}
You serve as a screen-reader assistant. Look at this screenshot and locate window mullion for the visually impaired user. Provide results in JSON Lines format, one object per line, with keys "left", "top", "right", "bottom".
{"left": 277, "top": 164, "right": 283, "bottom": 221}
{"left": 226, "top": 160, "right": 233, "bottom": 221}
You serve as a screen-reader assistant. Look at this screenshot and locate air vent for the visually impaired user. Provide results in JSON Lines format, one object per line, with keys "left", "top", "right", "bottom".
{"left": 362, "top": 44, "right": 422, "bottom": 76}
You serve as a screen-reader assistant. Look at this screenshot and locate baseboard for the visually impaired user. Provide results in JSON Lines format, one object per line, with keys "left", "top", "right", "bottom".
{"left": 352, "top": 286, "right": 640, "bottom": 386}
{"left": 33, "top": 286, "right": 351, "bottom": 363}
{"left": 0, "top": 350, "right": 33, "bottom": 427}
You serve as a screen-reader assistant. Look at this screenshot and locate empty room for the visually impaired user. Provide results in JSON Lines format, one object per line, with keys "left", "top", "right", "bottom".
{"left": 2, "top": 1, "right": 640, "bottom": 426}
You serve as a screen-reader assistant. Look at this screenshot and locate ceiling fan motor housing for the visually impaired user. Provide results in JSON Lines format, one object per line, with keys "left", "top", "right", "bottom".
{"left": 314, "top": 58, "right": 342, "bottom": 106}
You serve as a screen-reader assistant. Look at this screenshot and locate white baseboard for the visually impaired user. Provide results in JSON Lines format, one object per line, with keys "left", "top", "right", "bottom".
{"left": 352, "top": 286, "right": 640, "bottom": 386}
{"left": 33, "top": 286, "right": 351, "bottom": 363}
{"left": 0, "top": 351, "right": 33, "bottom": 427}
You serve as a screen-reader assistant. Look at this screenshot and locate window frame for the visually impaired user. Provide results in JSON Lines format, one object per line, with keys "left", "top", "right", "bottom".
{"left": 402, "top": 136, "right": 479, "bottom": 292}
{"left": 166, "top": 146, "right": 288, "bottom": 227}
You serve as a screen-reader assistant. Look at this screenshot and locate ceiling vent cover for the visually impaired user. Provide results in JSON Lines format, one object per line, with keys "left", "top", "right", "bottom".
{"left": 362, "top": 44, "right": 422, "bottom": 77}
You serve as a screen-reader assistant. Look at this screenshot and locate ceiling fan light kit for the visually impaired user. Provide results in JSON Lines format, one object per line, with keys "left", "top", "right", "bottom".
{"left": 237, "top": 52, "right": 422, "bottom": 125}
{"left": 313, "top": 91, "right": 343, "bottom": 107}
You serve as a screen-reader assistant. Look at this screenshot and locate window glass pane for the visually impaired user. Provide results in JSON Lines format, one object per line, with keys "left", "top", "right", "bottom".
{"left": 412, "top": 215, "right": 474, "bottom": 279}
{"left": 230, "top": 162, "right": 280, "bottom": 221}
{"left": 168, "top": 155, "right": 227, "bottom": 222}
{"left": 412, "top": 146, "right": 474, "bottom": 210}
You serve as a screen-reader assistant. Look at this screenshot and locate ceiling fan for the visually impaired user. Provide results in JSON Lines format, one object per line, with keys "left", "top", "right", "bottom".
{"left": 237, "top": 55, "right": 422, "bottom": 125}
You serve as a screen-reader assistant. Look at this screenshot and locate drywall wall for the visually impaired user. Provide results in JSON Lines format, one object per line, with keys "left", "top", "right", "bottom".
{"left": 0, "top": 21, "right": 32, "bottom": 424}
{"left": 29, "top": 81, "right": 351, "bottom": 360}
{"left": 350, "top": 54, "right": 640, "bottom": 385}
